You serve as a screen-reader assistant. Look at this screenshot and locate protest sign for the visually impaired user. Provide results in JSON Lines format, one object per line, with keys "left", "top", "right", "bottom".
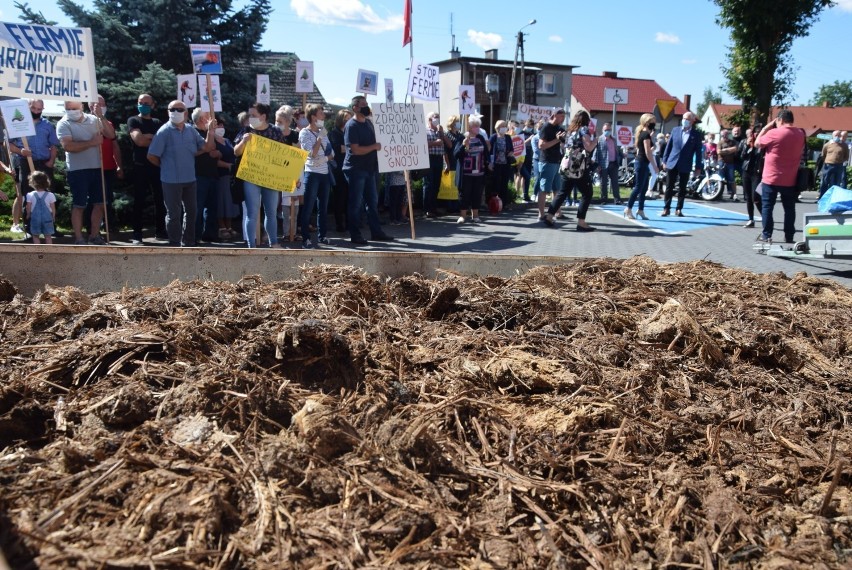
{"left": 256, "top": 74, "right": 270, "bottom": 105}
{"left": 295, "top": 61, "right": 313, "bottom": 93}
{"left": 459, "top": 85, "right": 475, "bottom": 115}
{"left": 356, "top": 69, "right": 378, "bottom": 95}
{"left": 0, "top": 99, "right": 36, "bottom": 138}
{"left": 616, "top": 125, "right": 633, "bottom": 147}
{"left": 0, "top": 22, "right": 98, "bottom": 101}
{"left": 588, "top": 117, "right": 597, "bottom": 136}
{"left": 236, "top": 134, "right": 308, "bottom": 192}
{"left": 189, "top": 44, "right": 222, "bottom": 74}
{"left": 372, "top": 103, "right": 428, "bottom": 173}
{"left": 516, "top": 103, "right": 555, "bottom": 123}
{"left": 407, "top": 61, "right": 440, "bottom": 101}
{"left": 385, "top": 78, "right": 394, "bottom": 104}
{"left": 177, "top": 74, "right": 197, "bottom": 108}
{"left": 198, "top": 75, "right": 222, "bottom": 113}
{"left": 511, "top": 134, "right": 525, "bottom": 158}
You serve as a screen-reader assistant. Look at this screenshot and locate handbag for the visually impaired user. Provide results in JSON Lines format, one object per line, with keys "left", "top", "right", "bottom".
{"left": 437, "top": 170, "right": 458, "bottom": 200}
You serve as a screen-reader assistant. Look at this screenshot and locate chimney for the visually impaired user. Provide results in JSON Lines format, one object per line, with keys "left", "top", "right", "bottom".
{"left": 485, "top": 49, "right": 498, "bottom": 60}
{"left": 450, "top": 48, "right": 460, "bottom": 59}
{"left": 823, "top": 101, "right": 830, "bottom": 108}
{"left": 683, "top": 94, "right": 691, "bottom": 112}
{"left": 602, "top": 71, "right": 617, "bottom": 78}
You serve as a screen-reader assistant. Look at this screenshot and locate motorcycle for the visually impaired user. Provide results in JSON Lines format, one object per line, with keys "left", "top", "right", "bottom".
{"left": 685, "top": 160, "right": 725, "bottom": 201}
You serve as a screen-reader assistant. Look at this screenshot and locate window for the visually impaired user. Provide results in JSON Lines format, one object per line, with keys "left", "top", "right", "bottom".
{"left": 537, "top": 73, "right": 557, "bottom": 95}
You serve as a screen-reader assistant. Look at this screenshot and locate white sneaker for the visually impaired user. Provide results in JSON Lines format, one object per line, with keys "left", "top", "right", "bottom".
{"left": 10, "top": 224, "right": 23, "bottom": 233}
{"left": 456, "top": 216, "right": 465, "bottom": 224}
{"left": 472, "top": 217, "right": 482, "bottom": 223}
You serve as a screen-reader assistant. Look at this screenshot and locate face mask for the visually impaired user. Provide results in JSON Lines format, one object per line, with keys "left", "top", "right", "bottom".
{"left": 360, "top": 106, "right": 371, "bottom": 117}
{"left": 249, "top": 117, "right": 262, "bottom": 129}
{"left": 169, "top": 111, "right": 185, "bottom": 124}
{"left": 100, "top": 107, "right": 108, "bottom": 115}
{"left": 647, "top": 123, "right": 656, "bottom": 131}
{"left": 297, "top": 117, "right": 309, "bottom": 128}
{"left": 431, "top": 118, "right": 439, "bottom": 126}
{"left": 138, "top": 104, "right": 152, "bottom": 115}
{"left": 454, "top": 122, "right": 461, "bottom": 130}
{"left": 523, "top": 128, "right": 532, "bottom": 134}
{"left": 603, "top": 130, "right": 611, "bottom": 137}
{"left": 66, "top": 109, "right": 83, "bottom": 121}
{"left": 498, "top": 127, "right": 507, "bottom": 135}
{"left": 215, "top": 128, "right": 226, "bottom": 137}
{"left": 681, "top": 119, "right": 691, "bottom": 129}
{"left": 469, "top": 127, "right": 480, "bottom": 136}
{"left": 31, "top": 112, "right": 42, "bottom": 120}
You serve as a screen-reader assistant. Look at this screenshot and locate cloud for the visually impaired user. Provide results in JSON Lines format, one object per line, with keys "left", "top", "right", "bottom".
{"left": 836, "top": 0, "right": 852, "bottom": 11}
{"left": 682, "top": 59, "right": 697, "bottom": 65}
{"left": 549, "top": 35, "right": 563, "bottom": 43}
{"left": 467, "top": 29, "right": 503, "bottom": 51}
{"left": 655, "top": 32, "right": 681, "bottom": 44}
{"left": 289, "top": 0, "right": 402, "bottom": 33}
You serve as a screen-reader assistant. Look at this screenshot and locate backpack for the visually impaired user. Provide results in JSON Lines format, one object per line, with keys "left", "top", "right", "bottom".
{"left": 559, "top": 131, "right": 588, "bottom": 180}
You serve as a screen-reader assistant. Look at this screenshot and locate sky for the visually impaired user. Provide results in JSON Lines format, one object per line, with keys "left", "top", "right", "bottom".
{"left": 4, "top": 0, "right": 852, "bottom": 110}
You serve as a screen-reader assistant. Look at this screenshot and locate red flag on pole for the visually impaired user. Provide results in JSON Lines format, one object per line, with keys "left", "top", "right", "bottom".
{"left": 402, "top": 0, "right": 412, "bottom": 47}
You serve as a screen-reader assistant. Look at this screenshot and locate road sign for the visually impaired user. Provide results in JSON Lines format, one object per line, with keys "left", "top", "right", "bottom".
{"left": 656, "top": 99, "right": 677, "bottom": 120}
{"left": 816, "top": 133, "right": 832, "bottom": 140}
{"left": 604, "top": 88, "right": 629, "bottom": 105}
{"left": 616, "top": 125, "right": 633, "bottom": 147}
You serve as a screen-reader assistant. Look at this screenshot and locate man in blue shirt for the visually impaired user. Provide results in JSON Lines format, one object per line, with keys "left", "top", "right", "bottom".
{"left": 8, "top": 99, "right": 59, "bottom": 234}
{"left": 147, "top": 100, "right": 216, "bottom": 247}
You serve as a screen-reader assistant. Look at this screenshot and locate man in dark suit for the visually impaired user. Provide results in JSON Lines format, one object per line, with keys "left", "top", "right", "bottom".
{"left": 662, "top": 111, "right": 704, "bottom": 216}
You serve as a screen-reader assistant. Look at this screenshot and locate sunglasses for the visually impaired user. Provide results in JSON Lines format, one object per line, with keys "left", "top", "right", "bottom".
{"left": 168, "top": 107, "right": 186, "bottom": 112}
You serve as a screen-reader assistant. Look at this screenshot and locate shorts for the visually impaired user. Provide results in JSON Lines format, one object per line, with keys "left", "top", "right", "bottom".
{"left": 67, "top": 168, "right": 104, "bottom": 208}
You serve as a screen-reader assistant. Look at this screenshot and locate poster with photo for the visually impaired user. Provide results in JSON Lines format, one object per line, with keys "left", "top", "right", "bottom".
{"left": 189, "top": 44, "right": 223, "bottom": 74}
{"left": 177, "top": 74, "right": 197, "bottom": 108}
{"left": 459, "top": 85, "right": 475, "bottom": 115}
{"left": 295, "top": 61, "right": 314, "bottom": 94}
{"left": 356, "top": 69, "right": 379, "bottom": 96}
{"left": 198, "top": 74, "right": 222, "bottom": 113}
{"left": 385, "top": 78, "right": 394, "bottom": 104}
{"left": 256, "top": 75, "right": 270, "bottom": 105}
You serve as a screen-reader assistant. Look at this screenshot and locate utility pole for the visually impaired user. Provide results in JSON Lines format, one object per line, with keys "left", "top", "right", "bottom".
{"left": 506, "top": 19, "right": 536, "bottom": 122}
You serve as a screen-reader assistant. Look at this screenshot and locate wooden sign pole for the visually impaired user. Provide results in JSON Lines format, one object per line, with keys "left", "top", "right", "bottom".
{"left": 405, "top": 170, "right": 415, "bottom": 239}
{"left": 21, "top": 139, "right": 35, "bottom": 172}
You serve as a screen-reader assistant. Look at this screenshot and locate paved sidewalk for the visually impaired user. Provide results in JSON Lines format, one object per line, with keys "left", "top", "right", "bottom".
{"left": 7, "top": 191, "right": 852, "bottom": 288}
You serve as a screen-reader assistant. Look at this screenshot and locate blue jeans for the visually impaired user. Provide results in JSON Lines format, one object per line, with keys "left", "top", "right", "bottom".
{"left": 344, "top": 169, "right": 383, "bottom": 240}
{"left": 300, "top": 171, "right": 330, "bottom": 241}
{"left": 628, "top": 160, "right": 650, "bottom": 211}
{"left": 538, "top": 161, "right": 561, "bottom": 195}
{"left": 242, "top": 181, "right": 280, "bottom": 248}
{"left": 195, "top": 175, "right": 218, "bottom": 242}
{"left": 532, "top": 157, "right": 541, "bottom": 195}
{"left": 760, "top": 184, "right": 797, "bottom": 243}
{"left": 722, "top": 162, "right": 737, "bottom": 197}
{"left": 819, "top": 163, "right": 845, "bottom": 197}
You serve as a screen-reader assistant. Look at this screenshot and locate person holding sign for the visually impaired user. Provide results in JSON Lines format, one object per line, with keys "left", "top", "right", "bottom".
{"left": 234, "top": 102, "right": 288, "bottom": 248}
{"left": 298, "top": 104, "right": 332, "bottom": 248}
{"left": 8, "top": 99, "right": 59, "bottom": 235}
{"left": 343, "top": 96, "right": 394, "bottom": 245}
{"left": 147, "top": 101, "right": 216, "bottom": 247}
{"left": 423, "top": 112, "right": 450, "bottom": 218}
{"left": 57, "top": 100, "right": 115, "bottom": 245}
{"left": 453, "top": 116, "right": 490, "bottom": 224}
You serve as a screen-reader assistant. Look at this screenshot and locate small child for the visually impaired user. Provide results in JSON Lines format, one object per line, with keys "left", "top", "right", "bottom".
{"left": 25, "top": 171, "right": 56, "bottom": 244}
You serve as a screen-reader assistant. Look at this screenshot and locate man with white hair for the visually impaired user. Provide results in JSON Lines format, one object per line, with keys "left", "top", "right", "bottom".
{"left": 191, "top": 107, "right": 221, "bottom": 243}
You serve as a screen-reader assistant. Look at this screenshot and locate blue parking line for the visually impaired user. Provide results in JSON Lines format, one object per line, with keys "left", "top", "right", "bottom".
{"left": 595, "top": 201, "right": 751, "bottom": 234}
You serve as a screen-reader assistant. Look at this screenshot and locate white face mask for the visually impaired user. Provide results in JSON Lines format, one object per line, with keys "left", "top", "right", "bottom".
{"left": 297, "top": 117, "right": 309, "bottom": 128}
{"left": 431, "top": 118, "right": 440, "bottom": 126}
{"left": 215, "top": 128, "right": 225, "bottom": 137}
{"left": 169, "top": 110, "right": 185, "bottom": 124}
{"left": 249, "top": 117, "right": 262, "bottom": 129}
{"left": 498, "top": 127, "right": 507, "bottom": 135}
{"left": 66, "top": 109, "right": 83, "bottom": 121}
{"left": 100, "top": 107, "right": 108, "bottom": 115}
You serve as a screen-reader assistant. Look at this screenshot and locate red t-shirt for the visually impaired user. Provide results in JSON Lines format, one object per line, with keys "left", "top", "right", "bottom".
{"left": 758, "top": 126, "right": 804, "bottom": 187}
{"left": 100, "top": 120, "right": 117, "bottom": 170}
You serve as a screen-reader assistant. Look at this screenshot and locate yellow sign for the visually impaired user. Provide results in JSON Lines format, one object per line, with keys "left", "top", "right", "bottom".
{"left": 656, "top": 99, "right": 678, "bottom": 121}
{"left": 236, "top": 134, "right": 308, "bottom": 192}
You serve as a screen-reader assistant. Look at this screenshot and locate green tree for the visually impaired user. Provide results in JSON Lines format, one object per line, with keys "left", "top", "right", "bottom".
{"left": 696, "top": 86, "right": 723, "bottom": 118}
{"left": 810, "top": 80, "right": 852, "bottom": 107}
{"left": 16, "top": 0, "right": 271, "bottom": 122}
{"left": 714, "top": 0, "right": 833, "bottom": 124}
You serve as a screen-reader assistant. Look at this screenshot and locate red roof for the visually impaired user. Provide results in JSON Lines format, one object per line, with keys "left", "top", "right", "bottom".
{"left": 572, "top": 73, "right": 687, "bottom": 116}
{"left": 709, "top": 103, "right": 852, "bottom": 136}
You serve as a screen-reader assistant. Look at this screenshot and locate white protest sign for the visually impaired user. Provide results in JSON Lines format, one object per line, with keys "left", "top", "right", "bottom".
{"left": 516, "top": 103, "right": 555, "bottom": 123}
{"left": 256, "top": 74, "right": 270, "bottom": 105}
{"left": 198, "top": 74, "right": 222, "bottom": 113}
{"left": 0, "top": 99, "right": 36, "bottom": 138}
{"left": 385, "top": 78, "right": 394, "bottom": 104}
{"left": 407, "top": 61, "right": 440, "bottom": 101}
{"left": 356, "top": 69, "right": 378, "bottom": 95}
{"left": 0, "top": 22, "right": 98, "bottom": 102}
{"left": 372, "top": 103, "right": 428, "bottom": 173}
{"left": 295, "top": 61, "right": 313, "bottom": 94}
{"left": 189, "top": 44, "right": 222, "bottom": 74}
{"left": 177, "top": 74, "right": 197, "bottom": 108}
{"left": 459, "top": 85, "right": 475, "bottom": 115}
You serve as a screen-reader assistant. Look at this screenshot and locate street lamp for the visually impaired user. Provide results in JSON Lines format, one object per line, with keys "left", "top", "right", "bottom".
{"left": 507, "top": 18, "right": 536, "bottom": 121}
{"left": 486, "top": 73, "right": 499, "bottom": 132}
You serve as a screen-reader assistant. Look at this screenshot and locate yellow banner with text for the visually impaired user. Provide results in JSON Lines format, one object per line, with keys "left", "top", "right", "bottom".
{"left": 236, "top": 134, "right": 308, "bottom": 192}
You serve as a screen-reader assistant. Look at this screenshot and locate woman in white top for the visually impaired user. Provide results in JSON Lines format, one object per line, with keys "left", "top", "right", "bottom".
{"left": 297, "top": 104, "right": 332, "bottom": 247}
